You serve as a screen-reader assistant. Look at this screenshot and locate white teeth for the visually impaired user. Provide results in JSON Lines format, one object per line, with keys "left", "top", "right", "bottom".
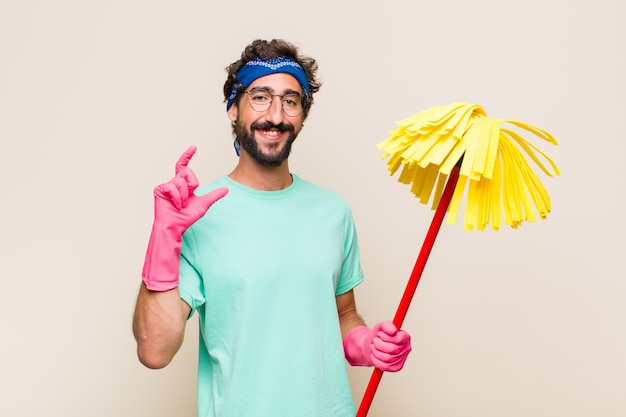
{"left": 263, "top": 130, "right": 280, "bottom": 136}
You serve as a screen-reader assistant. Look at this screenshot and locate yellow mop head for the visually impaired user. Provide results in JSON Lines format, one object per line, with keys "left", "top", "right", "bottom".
{"left": 378, "top": 102, "right": 560, "bottom": 231}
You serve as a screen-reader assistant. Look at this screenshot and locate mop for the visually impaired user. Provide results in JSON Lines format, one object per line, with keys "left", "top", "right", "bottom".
{"left": 356, "top": 102, "right": 560, "bottom": 416}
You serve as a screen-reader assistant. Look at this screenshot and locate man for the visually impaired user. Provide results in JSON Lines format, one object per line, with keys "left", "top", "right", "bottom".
{"left": 133, "top": 39, "right": 411, "bottom": 417}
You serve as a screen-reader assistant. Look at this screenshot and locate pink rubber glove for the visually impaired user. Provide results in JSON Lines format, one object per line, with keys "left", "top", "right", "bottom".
{"left": 142, "top": 146, "right": 228, "bottom": 291}
{"left": 343, "top": 320, "right": 412, "bottom": 372}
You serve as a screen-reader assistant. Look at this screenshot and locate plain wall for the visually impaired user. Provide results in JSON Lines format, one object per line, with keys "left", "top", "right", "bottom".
{"left": 1, "top": 0, "right": 624, "bottom": 416}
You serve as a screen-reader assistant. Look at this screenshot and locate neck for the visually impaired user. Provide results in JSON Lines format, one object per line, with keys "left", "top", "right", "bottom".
{"left": 228, "top": 155, "right": 293, "bottom": 191}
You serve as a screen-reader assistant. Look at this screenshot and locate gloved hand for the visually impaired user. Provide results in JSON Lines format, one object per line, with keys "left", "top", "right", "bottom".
{"left": 343, "top": 320, "right": 412, "bottom": 372}
{"left": 142, "top": 145, "right": 228, "bottom": 291}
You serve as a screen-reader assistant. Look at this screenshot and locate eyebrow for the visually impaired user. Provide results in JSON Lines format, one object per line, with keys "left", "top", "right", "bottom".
{"left": 248, "top": 86, "right": 302, "bottom": 96}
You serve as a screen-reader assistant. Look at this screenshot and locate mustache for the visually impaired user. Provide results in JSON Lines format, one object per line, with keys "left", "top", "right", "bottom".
{"left": 250, "top": 121, "right": 294, "bottom": 133}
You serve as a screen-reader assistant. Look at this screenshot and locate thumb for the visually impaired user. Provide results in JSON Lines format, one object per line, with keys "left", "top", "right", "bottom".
{"left": 196, "top": 187, "right": 229, "bottom": 211}
{"left": 375, "top": 320, "right": 398, "bottom": 337}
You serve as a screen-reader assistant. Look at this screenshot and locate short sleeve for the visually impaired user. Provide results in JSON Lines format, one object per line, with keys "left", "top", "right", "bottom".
{"left": 335, "top": 205, "right": 365, "bottom": 296}
{"left": 178, "top": 228, "right": 205, "bottom": 319}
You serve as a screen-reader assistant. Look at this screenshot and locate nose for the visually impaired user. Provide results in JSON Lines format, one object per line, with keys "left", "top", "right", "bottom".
{"left": 264, "top": 96, "right": 285, "bottom": 124}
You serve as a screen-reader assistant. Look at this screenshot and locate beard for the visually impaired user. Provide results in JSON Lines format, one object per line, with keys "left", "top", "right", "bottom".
{"left": 234, "top": 120, "right": 298, "bottom": 167}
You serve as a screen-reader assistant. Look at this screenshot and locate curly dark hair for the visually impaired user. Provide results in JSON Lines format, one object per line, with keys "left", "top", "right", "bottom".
{"left": 223, "top": 39, "right": 322, "bottom": 121}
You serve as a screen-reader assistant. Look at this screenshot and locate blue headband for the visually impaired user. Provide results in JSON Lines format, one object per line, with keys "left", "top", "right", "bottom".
{"left": 226, "top": 57, "right": 310, "bottom": 110}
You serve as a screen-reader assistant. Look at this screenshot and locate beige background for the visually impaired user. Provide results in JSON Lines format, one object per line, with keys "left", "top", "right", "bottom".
{"left": 1, "top": 0, "right": 624, "bottom": 416}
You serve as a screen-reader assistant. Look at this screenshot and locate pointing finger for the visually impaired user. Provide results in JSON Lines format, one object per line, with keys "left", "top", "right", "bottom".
{"left": 175, "top": 145, "right": 198, "bottom": 174}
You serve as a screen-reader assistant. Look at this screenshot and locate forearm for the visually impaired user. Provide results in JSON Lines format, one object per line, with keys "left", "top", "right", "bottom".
{"left": 335, "top": 290, "right": 365, "bottom": 340}
{"left": 132, "top": 283, "right": 189, "bottom": 369}
{"left": 338, "top": 308, "right": 366, "bottom": 340}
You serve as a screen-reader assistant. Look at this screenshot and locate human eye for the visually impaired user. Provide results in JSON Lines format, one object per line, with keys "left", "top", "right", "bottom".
{"left": 249, "top": 90, "right": 271, "bottom": 103}
{"left": 282, "top": 94, "right": 301, "bottom": 108}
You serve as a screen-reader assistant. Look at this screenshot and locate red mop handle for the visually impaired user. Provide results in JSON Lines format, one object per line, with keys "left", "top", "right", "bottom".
{"left": 356, "top": 165, "right": 461, "bottom": 417}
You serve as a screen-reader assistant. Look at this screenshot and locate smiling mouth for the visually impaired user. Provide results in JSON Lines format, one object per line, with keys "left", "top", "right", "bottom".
{"left": 259, "top": 128, "right": 282, "bottom": 138}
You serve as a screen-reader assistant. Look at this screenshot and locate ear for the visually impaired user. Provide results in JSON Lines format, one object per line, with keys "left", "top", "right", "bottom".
{"left": 227, "top": 104, "right": 238, "bottom": 122}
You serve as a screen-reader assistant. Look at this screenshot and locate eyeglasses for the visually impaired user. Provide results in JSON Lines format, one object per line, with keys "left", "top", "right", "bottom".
{"left": 244, "top": 88, "right": 304, "bottom": 117}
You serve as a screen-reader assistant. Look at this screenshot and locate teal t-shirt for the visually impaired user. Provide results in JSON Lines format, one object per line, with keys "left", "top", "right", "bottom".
{"left": 178, "top": 174, "right": 364, "bottom": 417}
